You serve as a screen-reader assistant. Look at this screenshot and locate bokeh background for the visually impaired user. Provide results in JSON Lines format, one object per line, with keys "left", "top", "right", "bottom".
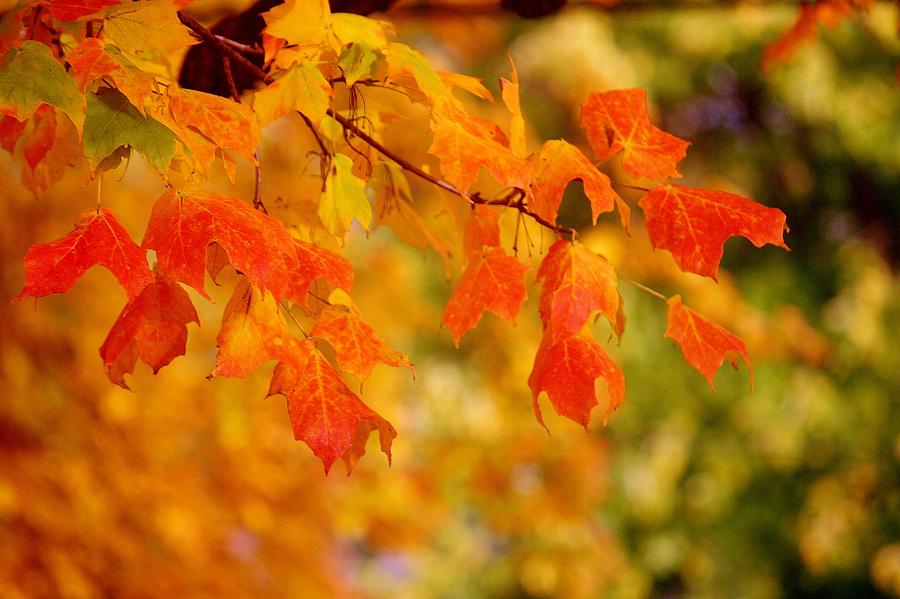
{"left": 2, "top": 1, "right": 899, "bottom": 597}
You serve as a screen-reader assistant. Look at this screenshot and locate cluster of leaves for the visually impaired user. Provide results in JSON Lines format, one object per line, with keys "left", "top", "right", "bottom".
{"left": 2, "top": 0, "right": 789, "bottom": 473}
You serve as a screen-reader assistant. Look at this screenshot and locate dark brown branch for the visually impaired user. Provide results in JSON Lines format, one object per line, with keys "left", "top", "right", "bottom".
{"left": 214, "top": 34, "right": 264, "bottom": 56}
{"left": 328, "top": 108, "right": 576, "bottom": 239}
{"left": 177, "top": 11, "right": 272, "bottom": 85}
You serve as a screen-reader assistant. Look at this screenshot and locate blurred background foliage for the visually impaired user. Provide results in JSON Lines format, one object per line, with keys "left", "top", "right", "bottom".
{"left": 2, "top": 1, "right": 899, "bottom": 597}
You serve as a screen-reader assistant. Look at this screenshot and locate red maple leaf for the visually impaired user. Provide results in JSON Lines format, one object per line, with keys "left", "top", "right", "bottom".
{"left": 581, "top": 88, "right": 689, "bottom": 180}
{"left": 14, "top": 207, "right": 152, "bottom": 302}
{"left": 664, "top": 295, "right": 752, "bottom": 389}
{"left": 529, "top": 139, "right": 628, "bottom": 228}
{"left": 40, "top": 0, "right": 122, "bottom": 22}
{"left": 289, "top": 239, "right": 354, "bottom": 307}
{"left": 99, "top": 272, "right": 199, "bottom": 388}
{"left": 267, "top": 347, "right": 397, "bottom": 474}
{"left": 536, "top": 240, "right": 622, "bottom": 341}
{"left": 528, "top": 332, "right": 624, "bottom": 430}
{"left": 462, "top": 204, "right": 501, "bottom": 259}
{"left": 142, "top": 189, "right": 297, "bottom": 301}
{"left": 442, "top": 247, "right": 529, "bottom": 346}
{"left": 639, "top": 183, "right": 789, "bottom": 279}
{"left": 311, "top": 301, "right": 413, "bottom": 381}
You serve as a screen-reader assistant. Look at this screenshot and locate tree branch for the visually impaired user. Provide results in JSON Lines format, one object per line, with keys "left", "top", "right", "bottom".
{"left": 177, "top": 11, "right": 272, "bottom": 85}
{"left": 327, "top": 108, "right": 576, "bottom": 239}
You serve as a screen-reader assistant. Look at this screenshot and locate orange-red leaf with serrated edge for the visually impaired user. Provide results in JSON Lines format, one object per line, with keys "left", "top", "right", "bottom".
{"left": 462, "top": 204, "right": 501, "bottom": 260}
{"left": 0, "top": 114, "right": 26, "bottom": 151}
{"left": 66, "top": 38, "right": 119, "bottom": 90}
{"left": 528, "top": 332, "right": 624, "bottom": 430}
{"left": 442, "top": 247, "right": 529, "bottom": 346}
{"left": 168, "top": 87, "right": 260, "bottom": 163}
{"left": 581, "top": 88, "right": 689, "bottom": 180}
{"left": 664, "top": 294, "right": 752, "bottom": 389}
{"left": 761, "top": 0, "right": 869, "bottom": 72}
{"left": 639, "top": 183, "right": 789, "bottom": 280}
{"left": 428, "top": 116, "right": 530, "bottom": 193}
{"left": 142, "top": 189, "right": 297, "bottom": 301}
{"left": 267, "top": 347, "right": 397, "bottom": 474}
{"left": 41, "top": 0, "right": 121, "bottom": 21}
{"left": 289, "top": 239, "right": 354, "bottom": 306}
{"left": 14, "top": 207, "right": 152, "bottom": 302}
{"left": 311, "top": 301, "right": 413, "bottom": 381}
{"left": 529, "top": 139, "right": 629, "bottom": 228}
{"left": 212, "top": 278, "right": 299, "bottom": 378}
{"left": 99, "top": 272, "right": 199, "bottom": 388}
{"left": 536, "top": 240, "right": 622, "bottom": 341}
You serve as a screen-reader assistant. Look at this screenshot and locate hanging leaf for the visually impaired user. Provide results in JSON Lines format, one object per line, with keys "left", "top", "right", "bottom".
{"left": 253, "top": 62, "right": 332, "bottom": 128}
{"left": 99, "top": 273, "right": 199, "bottom": 388}
{"left": 318, "top": 152, "right": 373, "bottom": 236}
{"left": 442, "top": 247, "right": 529, "bottom": 346}
{"left": 289, "top": 239, "right": 355, "bottom": 306}
{"left": 14, "top": 207, "right": 152, "bottom": 302}
{"left": 267, "top": 346, "right": 397, "bottom": 473}
{"left": 528, "top": 332, "right": 624, "bottom": 430}
{"left": 529, "top": 139, "right": 628, "bottom": 227}
{"left": 581, "top": 88, "right": 689, "bottom": 180}
{"left": 664, "top": 295, "right": 753, "bottom": 389}
{"left": 536, "top": 240, "right": 622, "bottom": 341}
{"left": 462, "top": 204, "right": 501, "bottom": 260}
{"left": 639, "top": 183, "right": 789, "bottom": 280}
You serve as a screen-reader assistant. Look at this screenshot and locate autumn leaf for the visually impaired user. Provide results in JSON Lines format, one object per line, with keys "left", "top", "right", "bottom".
{"left": 102, "top": 0, "right": 197, "bottom": 62}
{"left": 462, "top": 204, "right": 501, "bottom": 260}
{"left": 529, "top": 139, "right": 629, "bottom": 228}
{"left": 0, "top": 40, "right": 85, "bottom": 131}
{"left": 761, "top": 0, "right": 869, "bottom": 72}
{"left": 262, "top": 0, "right": 330, "bottom": 46}
{"left": 142, "top": 189, "right": 298, "bottom": 301}
{"left": 83, "top": 87, "right": 178, "bottom": 173}
{"left": 289, "top": 239, "right": 355, "bottom": 306}
{"left": 442, "top": 247, "right": 529, "bottom": 345}
{"left": 383, "top": 42, "right": 459, "bottom": 115}
{"left": 267, "top": 347, "right": 397, "bottom": 473}
{"left": 99, "top": 273, "right": 199, "bottom": 388}
{"left": 40, "top": 0, "right": 121, "bottom": 22}
{"left": 528, "top": 332, "right": 624, "bottom": 430}
{"left": 581, "top": 88, "right": 689, "bottom": 180}
{"left": 429, "top": 116, "right": 530, "bottom": 193}
{"left": 67, "top": 40, "right": 156, "bottom": 114}
{"left": 664, "top": 294, "right": 752, "bottom": 389}
{"left": 213, "top": 278, "right": 297, "bottom": 378}
{"left": 318, "top": 153, "right": 373, "bottom": 236}
{"left": 20, "top": 105, "right": 82, "bottom": 192}
{"left": 500, "top": 59, "right": 526, "bottom": 157}
{"left": 310, "top": 291, "right": 412, "bottom": 381}
{"left": 536, "top": 240, "right": 622, "bottom": 341}
{"left": 168, "top": 87, "right": 260, "bottom": 163}
{"left": 253, "top": 62, "right": 332, "bottom": 128}
{"left": 14, "top": 207, "right": 152, "bottom": 302}
{"left": 337, "top": 42, "right": 381, "bottom": 87}
{"left": 639, "top": 183, "right": 789, "bottom": 279}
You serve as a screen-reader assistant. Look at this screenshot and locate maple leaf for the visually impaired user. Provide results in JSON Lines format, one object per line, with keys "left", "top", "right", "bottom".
{"left": 318, "top": 153, "right": 373, "bottom": 236}
{"left": 253, "top": 62, "right": 332, "bottom": 128}
{"left": 40, "top": 0, "right": 121, "bottom": 22}
{"left": 761, "top": 0, "right": 869, "bottom": 72}
{"left": 67, "top": 40, "right": 157, "bottom": 114}
{"left": 102, "top": 0, "right": 197, "bottom": 62}
{"left": 536, "top": 240, "right": 622, "bottom": 341}
{"left": 0, "top": 113, "right": 26, "bottom": 151}
{"left": 428, "top": 116, "right": 530, "bottom": 193}
{"left": 310, "top": 291, "right": 413, "bottom": 381}
{"left": 19, "top": 105, "right": 82, "bottom": 192}
{"left": 262, "top": 0, "right": 330, "bottom": 46}
{"left": 213, "top": 278, "right": 306, "bottom": 378}
{"left": 528, "top": 332, "right": 624, "bottom": 430}
{"left": 580, "top": 88, "right": 689, "bottom": 180}
{"left": 99, "top": 273, "right": 199, "bottom": 388}
{"left": 0, "top": 40, "right": 85, "bottom": 131}
{"left": 639, "top": 183, "right": 789, "bottom": 280}
{"left": 142, "top": 189, "right": 298, "bottom": 301}
{"left": 383, "top": 42, "right": 460, "bottom": 115}
{"left": 500, "top": 59, "right": 526, "bottom": 157}
{"left": 267, "top": 346, "right": 397, "bottom": 473}
{"left": 168, "top": 87, "right": 260, "bottom": 163}
{"left": 442, "top": 247, "right": 529, "bottom": 346}
{"left": 529, "top": 139, "right": 629, "bottom": 228}
{"left": 462, "top": 204, "right": 501, "bottom": 260}
{"left": 14, "top": 207, "right": 152, "bottom": 302}
{"left": 664, "top": 295, "right": 752, "bottom": 390}
{"left": 83, "top": 86, "right": 178, "bottom": 173}
{"left": 289, "top": 239, "right": 355, "bottom": 306}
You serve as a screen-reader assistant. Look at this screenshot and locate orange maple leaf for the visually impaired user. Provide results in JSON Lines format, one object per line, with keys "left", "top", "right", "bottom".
{"left": 581, "top": 88, "right": 689, "bottom": 180}
{"left": 639, "top": 183, "right": 789, "bottom": 280}
{"left": 664, "top": 295, "right": 752, "bottom": 389}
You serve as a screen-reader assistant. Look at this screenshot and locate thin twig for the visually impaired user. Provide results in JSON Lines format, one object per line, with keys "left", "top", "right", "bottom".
{"left": 215, "top": 34, "right": 264, "bottom": 56}
{"left": 622, "top": 277, "right": 668, "bottom": 301}
{"left": 177, "top": 11, "right": 272, "bottom": 85}
{"left": 612, "top": 181, "right": 652, "bottom": 192}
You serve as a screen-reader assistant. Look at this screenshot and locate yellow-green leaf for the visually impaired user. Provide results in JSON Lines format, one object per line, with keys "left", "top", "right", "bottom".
{"left": 318, "top": 153, "right": 372, "bottom": 236}
{"left": 103, "top": 0, "right": 197, "bottom": 63}
{"left": 254, "top": 62, "right": 332, "bottom": 128}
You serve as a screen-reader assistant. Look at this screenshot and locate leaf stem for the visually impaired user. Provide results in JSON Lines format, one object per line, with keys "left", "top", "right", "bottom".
{"left": 622, "top": 277, "right": 668, "bottom": 301}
